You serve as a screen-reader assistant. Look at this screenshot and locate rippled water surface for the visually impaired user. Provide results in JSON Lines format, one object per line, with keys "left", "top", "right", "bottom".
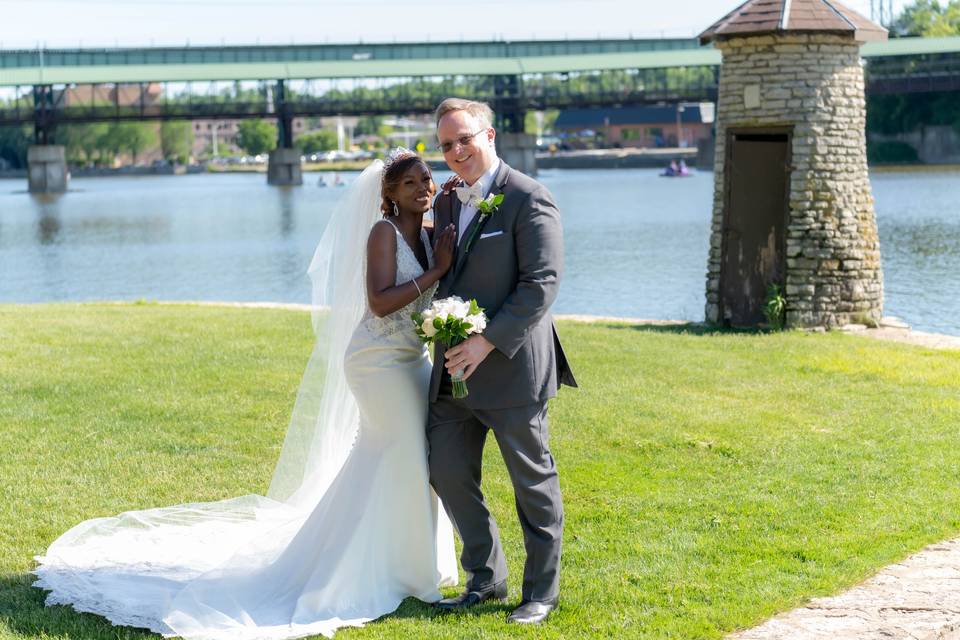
{"left": 1, "top": 167, "right": 958, "bottom": 335}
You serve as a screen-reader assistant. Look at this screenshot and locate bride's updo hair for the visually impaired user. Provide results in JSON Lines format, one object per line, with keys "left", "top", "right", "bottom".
{"left": 380, "top": 152, "right": 432, "bottom": 217}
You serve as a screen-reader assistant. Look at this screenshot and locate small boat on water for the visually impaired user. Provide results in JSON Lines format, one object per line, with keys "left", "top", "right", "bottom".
{"left": 660, "top": 160, "right": 694, "bottom": 178}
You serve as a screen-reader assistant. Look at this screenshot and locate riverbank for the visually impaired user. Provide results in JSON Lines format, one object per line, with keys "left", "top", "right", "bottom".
{"left": 3, "top": 157, "right": 960, "bottom": 180}
{"left": 0, "top": 151, "right": 706, "bottom": 178}
{"left": 536, "top": 147, "right": 700, "bottom": 170}
{"left": 869, "top": 162, "right": 960, "bottom": 173}
{"left": 0, "top": 159, "right": 395, "bottom": 180}
{"left": 3, "top": 302, "right": 959, "bottom": 639}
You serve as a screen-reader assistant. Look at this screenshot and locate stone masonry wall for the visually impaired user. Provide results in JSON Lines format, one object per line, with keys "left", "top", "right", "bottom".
{"left": 705, "top": 34, "right": 883, "bottom": 328}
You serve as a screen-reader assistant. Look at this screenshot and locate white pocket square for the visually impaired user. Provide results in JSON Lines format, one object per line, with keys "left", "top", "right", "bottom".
{"left": 479, "top": 231, "right": 504, "bottom": 240}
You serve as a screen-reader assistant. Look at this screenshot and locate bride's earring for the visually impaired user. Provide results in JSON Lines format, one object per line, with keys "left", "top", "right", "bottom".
{"left": 392, "top": 201, "right": 399, "bottom": 217}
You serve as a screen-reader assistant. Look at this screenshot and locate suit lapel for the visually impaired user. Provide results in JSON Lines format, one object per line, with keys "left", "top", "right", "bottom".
{"left": 452, "top": 162, "right": 511, "bottom": 279}
{"left": 436, "top": 189, "right": 461, "bottom": 293}
{"left": 451, "top": 193, "right": 463, "bottom": 243}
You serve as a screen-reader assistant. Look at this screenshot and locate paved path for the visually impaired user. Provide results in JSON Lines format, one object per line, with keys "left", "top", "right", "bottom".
{"left": 845, "top": 325, "right": 960, "bottom": 351}
{"left": 729, "top": 539, "right": 960, "bottom": 640}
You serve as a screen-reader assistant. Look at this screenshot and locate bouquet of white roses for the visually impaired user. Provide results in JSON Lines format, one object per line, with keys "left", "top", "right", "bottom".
{"left": 412, "top": 296, "right": 488, "bottom": 399}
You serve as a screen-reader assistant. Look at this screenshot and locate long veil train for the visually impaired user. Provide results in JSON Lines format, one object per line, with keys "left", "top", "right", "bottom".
{"left": 33, "top": 160, "right": 457, "bottom": 638}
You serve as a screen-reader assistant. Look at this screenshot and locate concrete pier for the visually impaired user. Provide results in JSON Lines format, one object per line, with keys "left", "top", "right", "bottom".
{"left": 267, "top": 148, "right": 302, "bottom": 186}
{"left": 496, "top": 132, "right": 538, "bottom": 176}
{"left": 27, "top": 145, "right": 68, "bottom": 193}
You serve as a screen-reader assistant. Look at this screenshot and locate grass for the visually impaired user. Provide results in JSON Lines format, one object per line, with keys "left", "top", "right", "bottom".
{"left": 1, "top": 303, "right": 959, "bottom": 639}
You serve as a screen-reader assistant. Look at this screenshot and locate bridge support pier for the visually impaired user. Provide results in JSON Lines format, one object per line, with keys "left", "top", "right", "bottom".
{"left": 496, "top": 132, "right": 537, "bottom": 177}
{"left": 27, "top": 145, "right": 68, "bottom": 193}
{"left": 267, "top": 148, "right": 302, "bottom": 186}
{"left": 492, "top": 74, "right": 537, "bottom": 176}
{"left": 696, "top": 136, "right": 715, "bottom": 170}
{"left": 267, "top": 80, "right": 303, "bottom": 186}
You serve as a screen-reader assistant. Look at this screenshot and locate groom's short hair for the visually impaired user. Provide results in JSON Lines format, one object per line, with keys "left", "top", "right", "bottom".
{"left": 434, "top": 98, "right": 494, "bottom": 130}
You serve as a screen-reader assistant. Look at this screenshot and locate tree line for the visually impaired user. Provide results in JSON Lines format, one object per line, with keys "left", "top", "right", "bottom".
{"left": 866, "top": 0, "right": 960, "bottom": 162}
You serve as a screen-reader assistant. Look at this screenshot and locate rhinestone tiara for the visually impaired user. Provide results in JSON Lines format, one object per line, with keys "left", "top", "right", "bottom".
{"left": 382, "top": 146, "right": 417, "bottom": 172}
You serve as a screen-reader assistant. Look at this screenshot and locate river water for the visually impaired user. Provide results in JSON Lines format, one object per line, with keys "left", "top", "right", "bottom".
{"left": 1, "top": 167, "right": 958, "bottom": 336}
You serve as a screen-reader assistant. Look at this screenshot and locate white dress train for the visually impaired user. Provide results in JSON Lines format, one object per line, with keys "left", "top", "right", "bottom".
{"left": 33, "top": 221, "right": 458, "bottom": 639}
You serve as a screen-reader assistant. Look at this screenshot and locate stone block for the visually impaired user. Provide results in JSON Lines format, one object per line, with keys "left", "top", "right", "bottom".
{"left": 267, "top": 148, "right": 303, "bottom": 186}
{"left": 28, "top": 145, "right": 68, "bottom": 194}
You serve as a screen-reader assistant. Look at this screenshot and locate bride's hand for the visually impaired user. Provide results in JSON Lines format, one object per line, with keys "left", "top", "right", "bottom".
{"left": 440, "top": 175, "right": 463, "bottom": 195}
{"left": 433, "top": 224, "right": 456, "bottom": 273}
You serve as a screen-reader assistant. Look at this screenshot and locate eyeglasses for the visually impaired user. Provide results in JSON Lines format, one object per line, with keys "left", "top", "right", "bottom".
{"left": 436, "top": 129, "right": 487, "bottom": 153}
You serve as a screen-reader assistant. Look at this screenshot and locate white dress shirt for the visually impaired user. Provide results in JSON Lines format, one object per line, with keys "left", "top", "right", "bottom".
{"left": 458, "top": 159, "right": 501, "bottom": 244}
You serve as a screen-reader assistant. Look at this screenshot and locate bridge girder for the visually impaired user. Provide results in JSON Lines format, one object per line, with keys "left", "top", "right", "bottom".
{"left": 0, "top": 49, "right": 957, "bottom": 129}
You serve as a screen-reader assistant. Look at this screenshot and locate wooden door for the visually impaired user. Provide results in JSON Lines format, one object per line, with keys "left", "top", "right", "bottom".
{"left": 721, "top": 130, "right": 790, "bottom": 326}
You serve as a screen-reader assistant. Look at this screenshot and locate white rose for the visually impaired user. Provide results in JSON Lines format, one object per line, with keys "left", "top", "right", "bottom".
{"left": 465, "top": 314, "right": 487, "bottom": 333}
{"left": 435, "top": 296, "right": 464, "bottom": 321}
{"left": 433, "top": 304, "right": 452, "bottom": 322}
{"left": 421, "top": 319, "right": 438, "bottom": 337}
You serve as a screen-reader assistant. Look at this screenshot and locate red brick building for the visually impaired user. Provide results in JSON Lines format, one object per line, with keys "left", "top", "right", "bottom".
{"left": 554, "top": 105, "right": 714, "bottom": 148}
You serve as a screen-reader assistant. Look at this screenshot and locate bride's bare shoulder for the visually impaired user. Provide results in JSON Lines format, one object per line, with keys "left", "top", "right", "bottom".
{"left": 367, "top": 219, "right": 397, "bottom": 249}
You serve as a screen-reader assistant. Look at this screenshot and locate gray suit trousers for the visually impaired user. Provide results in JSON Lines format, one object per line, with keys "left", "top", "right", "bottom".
{"left": 427, "top": 388, "right": 563, "bottom": 602}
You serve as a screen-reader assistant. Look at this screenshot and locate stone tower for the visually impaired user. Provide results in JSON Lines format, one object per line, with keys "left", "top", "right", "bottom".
{"left": 700, "top": 0, "right": 887, "bottom": 329}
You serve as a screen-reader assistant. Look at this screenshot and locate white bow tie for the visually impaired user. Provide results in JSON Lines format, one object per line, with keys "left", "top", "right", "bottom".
{"left": 454, "top": 182, "right": 484, "bottom": 205}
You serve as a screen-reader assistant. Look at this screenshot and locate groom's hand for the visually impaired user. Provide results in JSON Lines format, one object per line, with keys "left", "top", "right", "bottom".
{"left": 444, "top": 334, "right": 495, "bottom": 381}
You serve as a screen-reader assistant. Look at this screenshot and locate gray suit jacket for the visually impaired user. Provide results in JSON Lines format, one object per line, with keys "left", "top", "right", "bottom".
{"left": 429, "top": 161, "right": 577, "bottom": 409}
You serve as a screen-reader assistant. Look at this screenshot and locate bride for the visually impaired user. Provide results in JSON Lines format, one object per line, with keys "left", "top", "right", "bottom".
{"left": 33, "top": 149, "right": 460, "bottom": 639}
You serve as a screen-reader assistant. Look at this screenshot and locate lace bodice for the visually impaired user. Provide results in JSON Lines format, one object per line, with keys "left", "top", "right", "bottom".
{"left": 359, "top": 220, "right": 437, "bottom": 339}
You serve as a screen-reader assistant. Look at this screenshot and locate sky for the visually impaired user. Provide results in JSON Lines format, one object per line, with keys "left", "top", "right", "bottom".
{"left": 0, "top": 0, "right": 908, "bottom": 49}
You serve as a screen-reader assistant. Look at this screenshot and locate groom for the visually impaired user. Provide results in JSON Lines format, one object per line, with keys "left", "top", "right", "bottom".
{"left": 427, "top": 98, "right": 576, "bottom": 625}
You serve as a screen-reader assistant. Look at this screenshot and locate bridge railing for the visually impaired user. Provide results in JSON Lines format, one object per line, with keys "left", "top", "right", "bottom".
{"left": 0, "top": 66, "right": 721, "bottom": 127}
{"left": 866, "top": 52, "right": 960, "bottom": 94}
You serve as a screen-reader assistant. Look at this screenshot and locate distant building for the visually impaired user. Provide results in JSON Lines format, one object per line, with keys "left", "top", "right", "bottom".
{"left": 63, "top": 83, "right": 163, "bottom": 108}
{"left": 191, "top": 117, "right": 308, "bottom": 157}
{"left": 59, "top": 84, "right": 166, "bottom": 166}
{"left": 192, "top": 120, "right": 240, "bottom": 157}
{"left": 554, "top": 105, "right": 714, "bottom": 149}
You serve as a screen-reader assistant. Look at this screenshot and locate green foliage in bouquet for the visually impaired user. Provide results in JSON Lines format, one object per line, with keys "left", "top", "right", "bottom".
{"left": 412, "top": 298, "right": 485, "bottom": 346}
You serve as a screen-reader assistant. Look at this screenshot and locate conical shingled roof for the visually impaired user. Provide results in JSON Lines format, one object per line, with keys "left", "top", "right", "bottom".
{"left": 699, "top": 0, "right": 888, "bottom": 44}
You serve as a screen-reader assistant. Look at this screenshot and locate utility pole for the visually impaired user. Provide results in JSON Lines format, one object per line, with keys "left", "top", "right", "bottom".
{"left": 870, "top": 0, "right": 896, "bottom": 27}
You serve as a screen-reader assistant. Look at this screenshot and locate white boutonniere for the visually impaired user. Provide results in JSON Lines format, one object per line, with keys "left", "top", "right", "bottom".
{"left": 473, "top": 193, "right": 504, "bottom": 216}
{"left": 464, "top": 193, "right": 504, "bottom": 252}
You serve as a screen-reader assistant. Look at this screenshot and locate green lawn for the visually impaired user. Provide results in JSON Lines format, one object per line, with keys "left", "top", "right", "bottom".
{"left": 1, "top": 303, "right": 959, "bottom": 639}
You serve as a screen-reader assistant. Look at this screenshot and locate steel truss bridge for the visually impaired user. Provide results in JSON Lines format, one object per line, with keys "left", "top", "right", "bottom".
{"left": 1, "top": 36, "right": 959, "bottom": 143}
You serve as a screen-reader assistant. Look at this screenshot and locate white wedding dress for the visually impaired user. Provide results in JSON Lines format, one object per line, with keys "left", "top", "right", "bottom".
{"left": 33, "top": 163, "right": 458, "bottom": 640}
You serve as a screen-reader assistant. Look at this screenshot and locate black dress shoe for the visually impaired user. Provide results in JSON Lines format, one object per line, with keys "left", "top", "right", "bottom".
{"left": 507, "top": 598, "right": 558, "bottom": 624}
{"left": 434, "top": 581, "right": 508, "bottom": 610}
